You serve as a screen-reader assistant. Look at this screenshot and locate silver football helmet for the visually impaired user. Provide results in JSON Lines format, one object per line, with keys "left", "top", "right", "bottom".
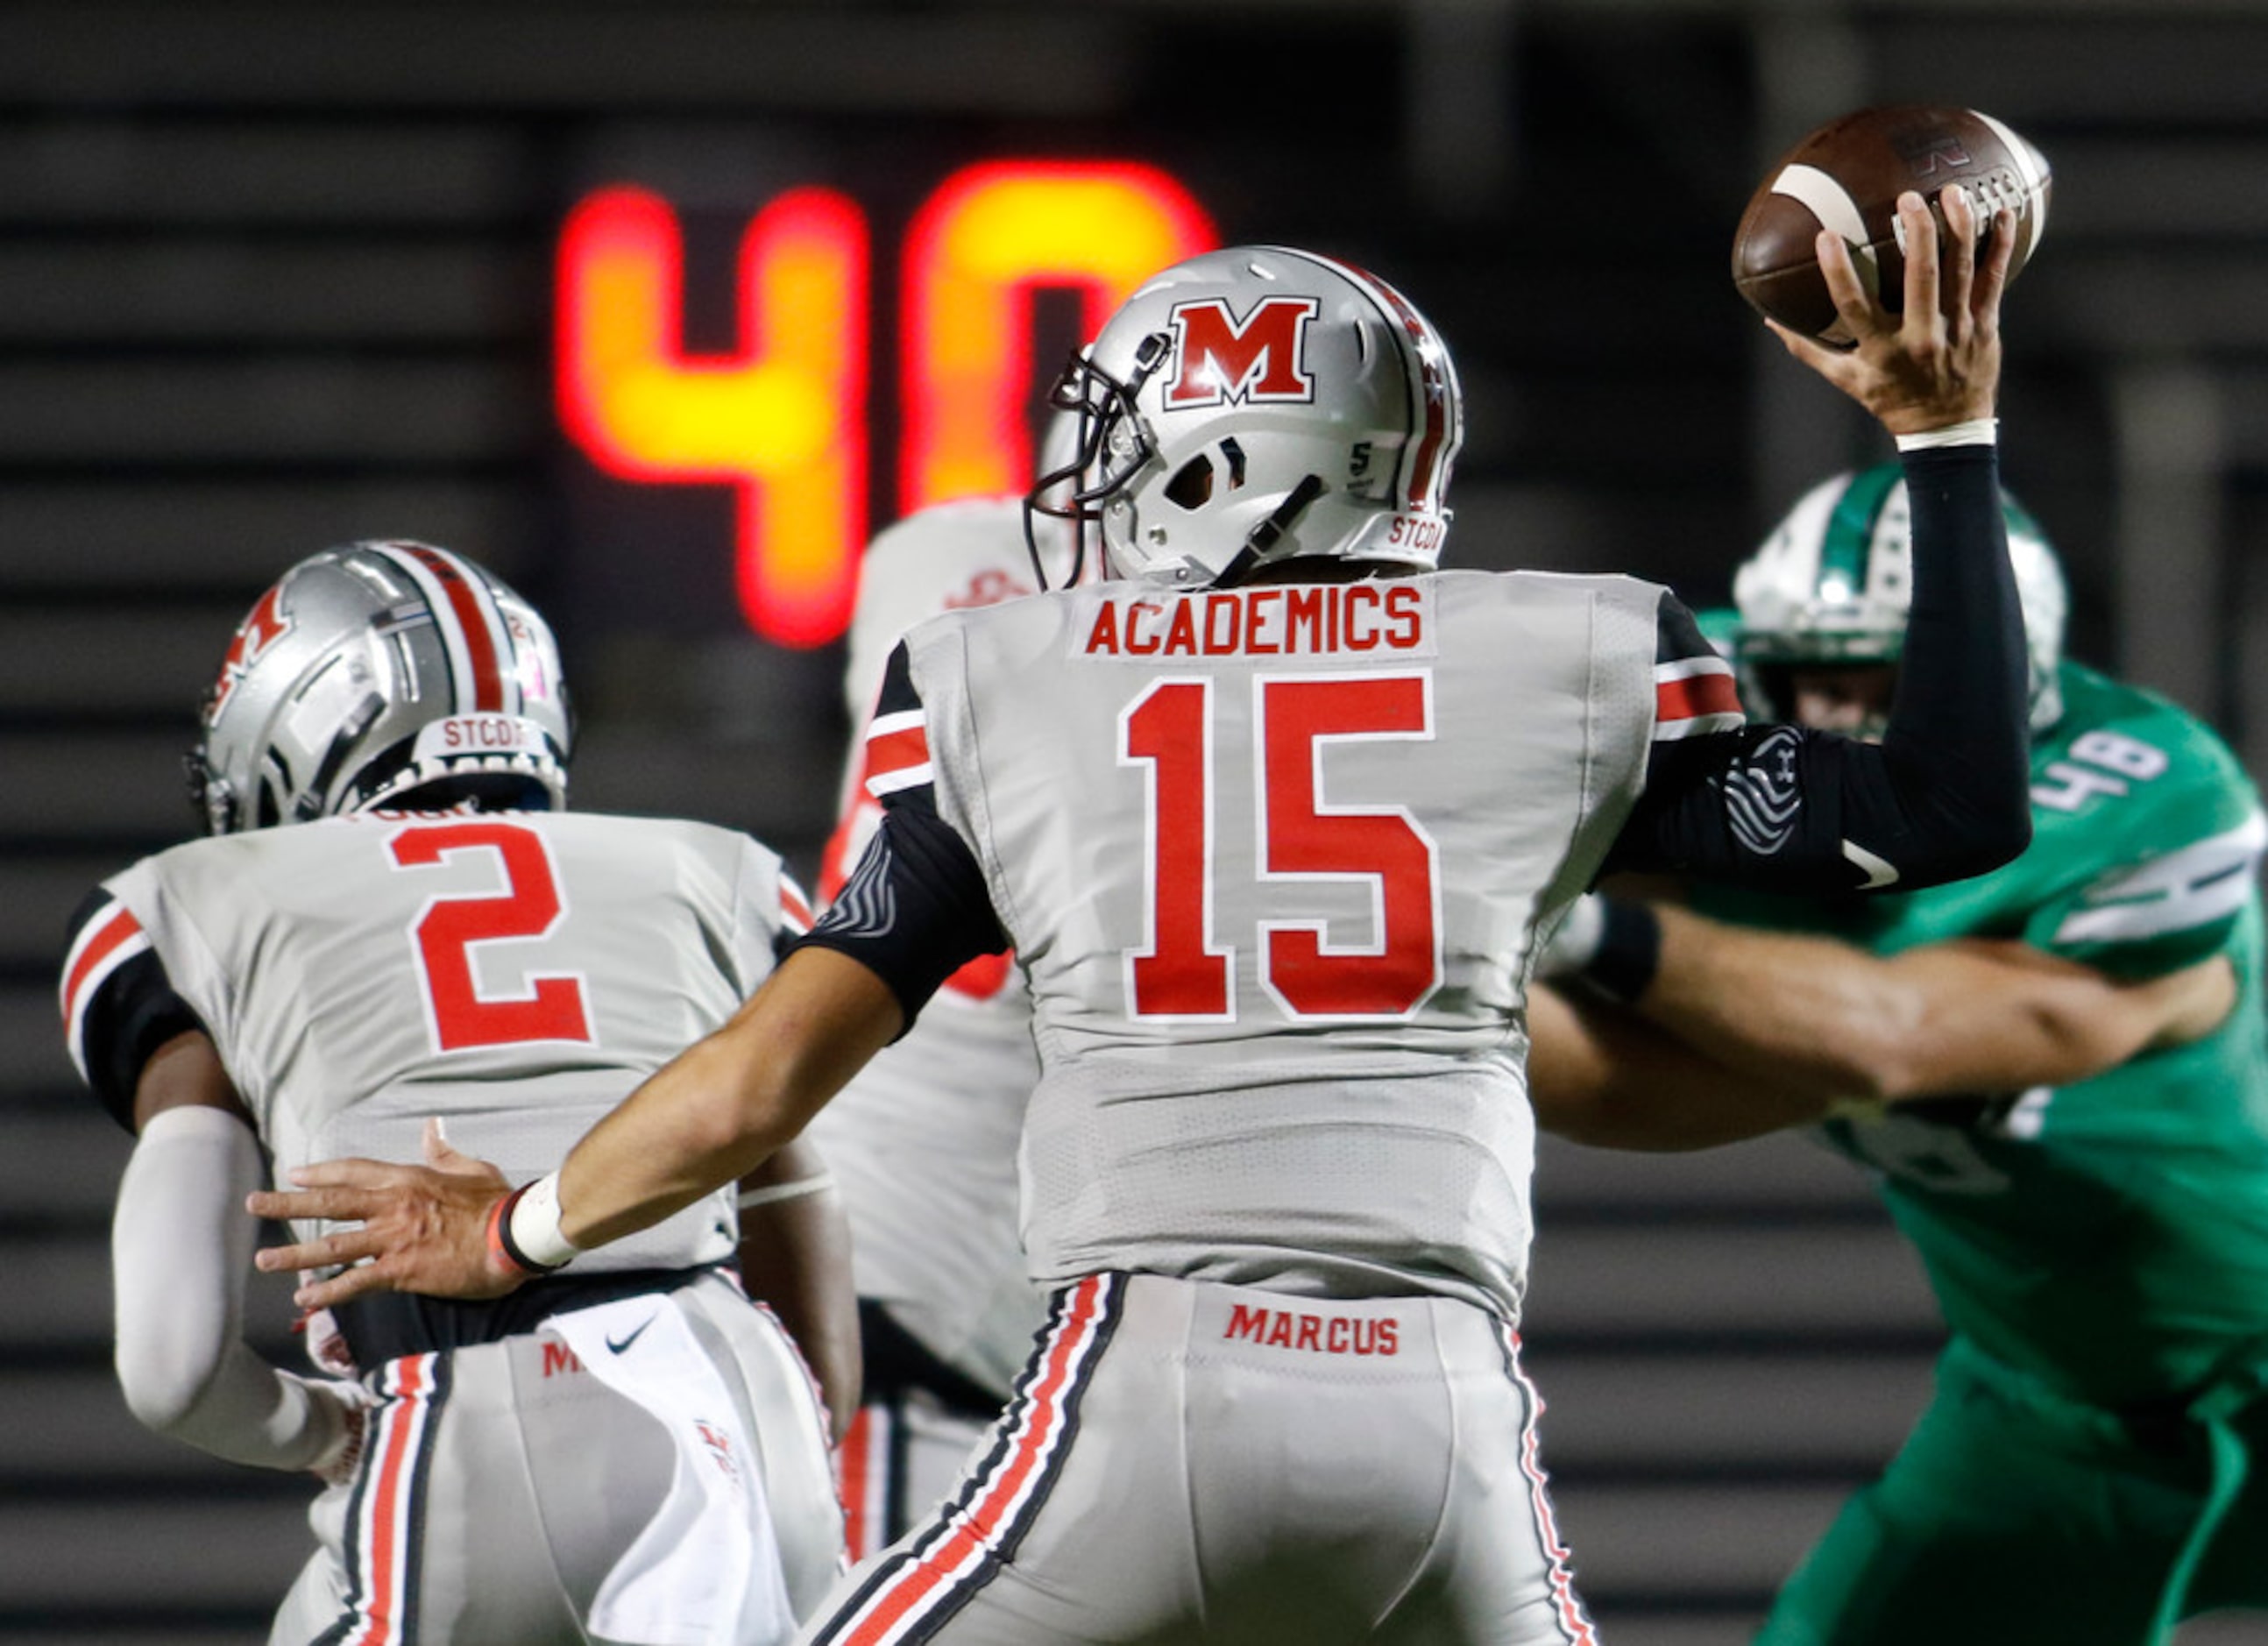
{"left": 1029, "top": 245, "right": 1464, "bottom": 588}
{"left": 188, "top": 541, "right": 572, "bottom": 834}
{"left": 1733, "top": 462, "right": 2068, "bottom": 733}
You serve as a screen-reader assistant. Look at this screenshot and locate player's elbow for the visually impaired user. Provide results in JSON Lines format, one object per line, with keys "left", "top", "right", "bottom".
{"left": 1828, "top": 1054, "right": 1928, "bottom": 1106}
{"left": 1894, "top": 808, "right": 2031, "bottom": 892}
{"left": 1965, "top": 807, "right": 2034, "bottom": 876}
{"left": 1874, "top": 735, "right": 2034, "bottom": 890}
{"left": 116, "top": 1327, "right": 225, "bottom": 1438}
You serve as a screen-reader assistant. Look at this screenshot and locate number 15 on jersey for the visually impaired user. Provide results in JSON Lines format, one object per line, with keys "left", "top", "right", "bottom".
{"left": 1121, "top": 670, "right": 1442, "bottom": 1024}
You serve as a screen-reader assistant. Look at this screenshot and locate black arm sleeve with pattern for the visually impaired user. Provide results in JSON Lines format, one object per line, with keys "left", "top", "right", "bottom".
{"left": 791, "top": 802, "right": 1008, "bottom": 1028}
{"left": 792, "top": 640, "right": 1007, "bottom": 1021}
{"left": 64, "top": 890, "right": 206, "bottom": 1133}
{"left": 1608, "top": 444, "right": 2032, "bottom": 894}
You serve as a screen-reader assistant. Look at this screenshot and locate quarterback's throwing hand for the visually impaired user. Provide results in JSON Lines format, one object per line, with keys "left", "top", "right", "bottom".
{"left": 249, "top": 1117, "right": 523, "bottom": 1308}
{"left": 1771, "top": 184, "right": 2014, "bottom": 437}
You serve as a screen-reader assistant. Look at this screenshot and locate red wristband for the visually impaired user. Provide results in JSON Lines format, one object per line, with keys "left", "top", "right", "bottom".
{"left": 485, "top": 1183, "right": 566, "bottom": 1279}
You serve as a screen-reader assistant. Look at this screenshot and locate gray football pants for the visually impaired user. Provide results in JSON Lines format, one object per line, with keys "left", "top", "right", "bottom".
{"left": 839, "top": 1386, "right": 1004, "bottom": 1565}
{"left": 800, "top": 1273, "right": 1598, "bottom": 1646}
{"left": 270, "top": 1272, "right": 845, "bottom": 1645}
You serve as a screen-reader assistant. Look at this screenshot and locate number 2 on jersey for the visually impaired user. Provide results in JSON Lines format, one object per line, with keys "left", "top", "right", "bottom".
{"left": 1122, "top": 672, "right": 1441, "bottom": 1020}
{"left": 390, "top": 820, "right": 594, "bottom": 1053}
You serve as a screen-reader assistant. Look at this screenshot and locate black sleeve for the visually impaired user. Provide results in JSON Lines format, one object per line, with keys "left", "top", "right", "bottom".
{"left": 62, "top": 889, "right": 207, "bottom": 1133}
{"left": 791, "top": 805, "right": 1009, "bottom": 1029}
{"left": 789, "top": 643, "right": 1009, "bottom": 1026}
{"left": 1608, "top": 444, "right": 2031, "bottom": 894}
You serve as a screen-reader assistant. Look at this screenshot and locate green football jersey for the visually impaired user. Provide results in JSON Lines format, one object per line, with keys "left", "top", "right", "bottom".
{"left": 1697, "top": 660, "right": 2268, "bottom": 1408}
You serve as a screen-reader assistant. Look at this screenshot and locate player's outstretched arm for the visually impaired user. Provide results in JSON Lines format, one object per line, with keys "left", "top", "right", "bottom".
{"left": 252, "top": 947, "right": 904, "bottom": 1310}
{"left": 1565, "top": 899, "right": 2237, "bottom": 1107}
{"left": 1527, "top": 983, "right": 1829, "bottom": 1152}
{"left": 1617, "top": 186, "right": 2030, "bottom": 896}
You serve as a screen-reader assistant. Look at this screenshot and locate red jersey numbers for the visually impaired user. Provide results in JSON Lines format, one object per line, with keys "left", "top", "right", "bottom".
{"left": 1259, "top": 674, "right": 1441, "bottom": 1017}
{"left": 389, "top": 821, "right": 595, "bottom": 1054}
{"left": 1120, "top": 672, "right": 1442, "bottom": 1021}
{"left": 1122, "top": 678, "right": 1233, "bottom": 1018}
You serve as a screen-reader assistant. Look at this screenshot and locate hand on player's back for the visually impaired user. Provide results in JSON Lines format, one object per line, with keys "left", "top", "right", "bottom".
{"left": 249, "top": 1118, "right": 521, "bottom": 1308}
{"left": 1772, "top": 185, "right": 2013, "bottom": 436}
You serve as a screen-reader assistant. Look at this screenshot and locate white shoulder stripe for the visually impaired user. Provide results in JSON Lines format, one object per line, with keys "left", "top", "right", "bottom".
{"left": 866, "top": 708, "right": 925, "bottom": 741}
{"left": 1650, "top": 711, "right": 1745, "bottom": 742}
{"left": 777, "top": 871, "right": 815, "bottom": 938}
{"left": 59, "top": 896, "right": 127, "bottom": 1012}
{"left": 866, "top": 763, "right": 934, "bottom": 798}
{"left": 63, "top": 920, "right": 152, "bottom": 1084}
{"left": 2053, "top": 811, "right": 2267, "bottom": 946}
{"left": 1655, "top": 654, "right": 1734, "bottom": 685}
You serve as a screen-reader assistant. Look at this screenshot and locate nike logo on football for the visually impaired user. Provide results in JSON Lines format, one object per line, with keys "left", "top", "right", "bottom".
{"left": 606, "top": 1315, "right": 658, "bottom": 1356}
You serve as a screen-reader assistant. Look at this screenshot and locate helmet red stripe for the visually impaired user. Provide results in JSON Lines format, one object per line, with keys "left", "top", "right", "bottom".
{"left": 1361, "top": 274, "right": 1449, "bottom": 510}
{"left": 1655, "top": 668, "right": 1744, "bottom": 726}
{"left": 401, "top": 546, "right": 507, "bottom": 714}
{"left": 1294, "top": 252, "right": 1452, "bottom": 513}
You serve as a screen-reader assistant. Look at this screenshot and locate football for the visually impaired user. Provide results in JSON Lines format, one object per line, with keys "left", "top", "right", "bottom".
{"left": 1732, "top": 105, "right": 2052, "bottom": 344}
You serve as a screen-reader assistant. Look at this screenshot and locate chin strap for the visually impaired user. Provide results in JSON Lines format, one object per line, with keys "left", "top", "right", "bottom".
{"left": 1208, "top": 474, "right": 1328, "bottom": 590}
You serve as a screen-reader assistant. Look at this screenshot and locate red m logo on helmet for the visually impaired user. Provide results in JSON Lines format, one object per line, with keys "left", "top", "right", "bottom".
{"left": 209, "top": 585, "right": 294, "bottom": 722}
{"left": 1165, "top": 295, "right": 1320, "bottom": 408}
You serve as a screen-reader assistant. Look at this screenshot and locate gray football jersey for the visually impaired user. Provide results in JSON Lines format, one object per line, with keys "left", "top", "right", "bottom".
{"left": 98, "top": 810, "right": 799, "bottom": 1274}
{"left": 891, "top": 569, "right": 1687, "bottom": 1322}
{"left": 811, "top": 497, "right": 1049, "bottom": 1396}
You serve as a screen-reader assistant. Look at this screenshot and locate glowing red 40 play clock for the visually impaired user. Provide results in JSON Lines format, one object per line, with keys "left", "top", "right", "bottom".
{"left": 554, "top": 161, "right": 1216, "bottom": 647}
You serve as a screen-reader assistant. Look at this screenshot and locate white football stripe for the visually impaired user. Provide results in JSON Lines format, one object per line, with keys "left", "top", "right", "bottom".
{"left": 1968, "top": 110, "right": 2049, "bottom": 259}
{"left": 1772, "top": 164, "right": 1878, "bottom": 274}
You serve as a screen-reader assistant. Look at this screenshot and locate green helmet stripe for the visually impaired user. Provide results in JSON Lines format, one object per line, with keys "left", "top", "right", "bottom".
{"left": 1819, "top": 465, "right": 1903, "bottom": 595}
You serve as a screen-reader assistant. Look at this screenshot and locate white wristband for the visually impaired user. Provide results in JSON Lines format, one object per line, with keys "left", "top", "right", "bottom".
{"left": 737, "top": 1173, "right": 836, "bottom": 1210}
{"left": 1895, "top": 417, "right": 1997, "bottom": 451}
{"left": 507, "top": 1172, "right": 581, "bottom": 1269}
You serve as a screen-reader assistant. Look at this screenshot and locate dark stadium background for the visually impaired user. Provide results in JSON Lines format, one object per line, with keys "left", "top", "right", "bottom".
{"left": 3, "top": 4, "right": 2264, "bottom": 1642}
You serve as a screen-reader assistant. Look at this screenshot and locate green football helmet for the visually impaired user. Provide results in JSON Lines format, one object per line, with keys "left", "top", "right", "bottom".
{"left": 1733, "top": 462, "right": 2068, "bottom": 734}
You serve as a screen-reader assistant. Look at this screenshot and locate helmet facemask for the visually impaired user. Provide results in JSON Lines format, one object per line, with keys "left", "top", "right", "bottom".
{"left": 1026, "top": 331, "right": 1173, "bottom": 590}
